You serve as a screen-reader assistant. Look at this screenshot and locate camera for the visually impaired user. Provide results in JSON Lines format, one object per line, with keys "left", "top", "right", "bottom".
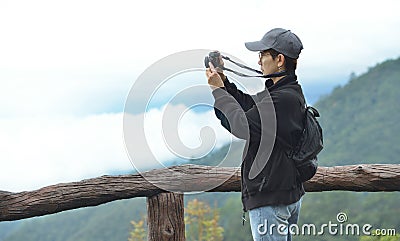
{"left": 204, "top": 51, "right": 222, "bottom": 69}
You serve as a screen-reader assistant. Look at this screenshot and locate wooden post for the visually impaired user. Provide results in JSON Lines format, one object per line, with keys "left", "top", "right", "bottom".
{"left": 147, "top": 192, "right": 185, "bottom": 241}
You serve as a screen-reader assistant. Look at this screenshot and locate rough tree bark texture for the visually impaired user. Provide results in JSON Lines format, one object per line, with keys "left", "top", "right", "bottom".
{"left": 1, "top": 164, "right": 399, "bottom": 221}
{"left": 147, "top": 192, "right": 185, "bottom": 241}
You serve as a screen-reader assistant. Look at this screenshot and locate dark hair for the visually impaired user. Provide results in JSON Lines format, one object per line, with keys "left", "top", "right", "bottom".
{"left": 267, "top": 49, "right": 297, "bottom": 74}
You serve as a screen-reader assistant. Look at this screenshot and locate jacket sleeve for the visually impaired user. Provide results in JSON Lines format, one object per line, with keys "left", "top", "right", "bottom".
{"left": 212, "top": 88, "right": 276, "bottom": 140}
{"left": 213, "top": 87, "right": 302, "bottom": 148}
{"left": 213, "top": 77, "right": 258, "bottom": 133}
{"left": 222, "top": 77, "right": 256, "bottom": 111}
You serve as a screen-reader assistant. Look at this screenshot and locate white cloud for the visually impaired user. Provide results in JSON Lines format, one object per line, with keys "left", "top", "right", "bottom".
{"left": 0, "top": 0, "right": 399, "bottom": 192}
{"left": 0, "top": 0, "right": 399, "bottom": 118}
{"left": 0, "top": 104, "right": 234, "bottom": 192}
{"left": 1, "top": 0, "right": 399, "bottom": 79}
{"left": 143, "top": 104, "right": 234, "bottom": 161}
{"left": 0, "top": 113, "right": 128, "bottom": 191}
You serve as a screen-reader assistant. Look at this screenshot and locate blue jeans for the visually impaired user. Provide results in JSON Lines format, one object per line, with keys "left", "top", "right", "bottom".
{"left": 249, "top": 198, "right": 302, "bottom": 241}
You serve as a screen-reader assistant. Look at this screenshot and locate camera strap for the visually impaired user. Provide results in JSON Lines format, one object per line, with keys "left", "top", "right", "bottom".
{"left": 221, "top": 55, "right": 287, "bottom": 78}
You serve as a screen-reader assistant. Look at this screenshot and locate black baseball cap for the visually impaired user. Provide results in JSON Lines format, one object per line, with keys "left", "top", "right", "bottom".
{"left": 245, "top": 28, "right": 303, "bottom": 59}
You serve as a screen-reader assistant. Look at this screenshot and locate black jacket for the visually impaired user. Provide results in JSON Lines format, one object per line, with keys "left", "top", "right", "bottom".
{"left": 212, "top": 75, "right": 305, "bottom": 211}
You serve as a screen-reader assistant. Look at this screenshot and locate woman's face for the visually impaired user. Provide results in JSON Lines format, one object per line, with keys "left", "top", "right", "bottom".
{"left": 258, "top": 51, "right": 280, "bottom": 75}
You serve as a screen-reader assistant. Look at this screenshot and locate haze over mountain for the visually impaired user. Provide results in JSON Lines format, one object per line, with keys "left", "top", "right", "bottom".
{"left": 1, "top": 57, "right": 399, "bottom": 241}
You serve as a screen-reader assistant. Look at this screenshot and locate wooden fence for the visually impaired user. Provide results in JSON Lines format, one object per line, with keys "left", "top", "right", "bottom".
{"left": 1, "top": 164, "right": 400, "bottom": 240}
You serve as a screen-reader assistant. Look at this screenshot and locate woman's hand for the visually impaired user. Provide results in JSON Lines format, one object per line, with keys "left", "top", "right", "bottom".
{"left": 206, "top": 62, "right": 224, "bottom": 90}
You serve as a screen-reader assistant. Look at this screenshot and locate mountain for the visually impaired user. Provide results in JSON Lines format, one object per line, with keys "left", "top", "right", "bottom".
{"left": 1, "top": 57, "right": 400, "bottom": 241}
{"left": 293, "top": 57, "right": 400, "bottom": 241}
{"left": 316, "top": 57, "right": 400, "bottom": 166}
{"left": 0, "top": 198, "right": 147, "bottom": 241}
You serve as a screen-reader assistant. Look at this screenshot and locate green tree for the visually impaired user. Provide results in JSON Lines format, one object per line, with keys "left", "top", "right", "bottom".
{"left": 359, "top": 233, "right": 400, "bottom": 241}
{"left": 128, "top": 216, "right": 146, "bottom": 241}
{"left": 185, "top": 199, "right": 224, "bottom": 241}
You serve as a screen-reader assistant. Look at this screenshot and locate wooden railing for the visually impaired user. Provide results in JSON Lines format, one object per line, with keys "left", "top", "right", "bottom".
{"left": 1, "top": 164, "right": 400, "bottom": 240}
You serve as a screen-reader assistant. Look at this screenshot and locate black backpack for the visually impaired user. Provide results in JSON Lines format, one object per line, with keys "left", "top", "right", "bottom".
{"left": 288, "top": 105, "right": 324, "bottom": 183}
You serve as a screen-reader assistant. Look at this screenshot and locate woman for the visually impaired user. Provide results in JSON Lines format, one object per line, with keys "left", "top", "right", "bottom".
{"left": 206, "top": 28, "right": 305, "bottom": 241}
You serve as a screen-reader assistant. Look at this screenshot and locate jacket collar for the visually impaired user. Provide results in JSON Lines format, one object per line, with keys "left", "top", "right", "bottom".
{"left": 265, "top": 75, "right": 298, "bottom": 91}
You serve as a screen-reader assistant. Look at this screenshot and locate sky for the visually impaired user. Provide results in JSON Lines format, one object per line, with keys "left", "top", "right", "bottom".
{"left": 0, "top": 0, "right": 399, "bottom": 192}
